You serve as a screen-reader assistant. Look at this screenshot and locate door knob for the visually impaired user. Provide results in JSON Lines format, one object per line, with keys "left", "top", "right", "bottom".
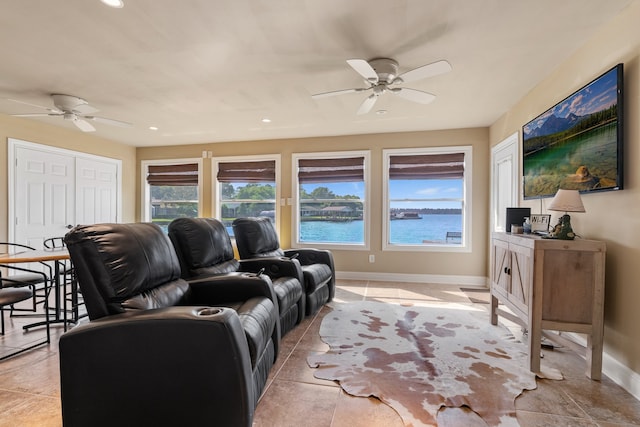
{"left": 66, "top": 224, "right": 74, "bottom": 229}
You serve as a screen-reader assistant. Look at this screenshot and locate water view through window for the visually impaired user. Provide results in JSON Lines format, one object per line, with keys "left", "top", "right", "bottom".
{"left": 299, "top": 182, "right": 364, "bottom": 244}
{"left": 297, "top": 179, "right": 463, "bottom": 245}
{"left": 220, "top": 182, "right": 276, "bottom": 237}
{"left": 388, "top": 179, "right": 463, "bottom": 245}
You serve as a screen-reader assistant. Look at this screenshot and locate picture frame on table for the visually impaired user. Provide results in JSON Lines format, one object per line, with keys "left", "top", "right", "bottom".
{"left": 531, "top": 214, "right": 551, "bottom": 233}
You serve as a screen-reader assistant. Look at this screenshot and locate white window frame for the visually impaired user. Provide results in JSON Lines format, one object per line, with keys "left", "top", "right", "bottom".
{"left": 382, "top": 146, "right": 472, "bottom": 253}
{"left": 291, "top": 150, "right": 370, "bottom": 250}
{"left": 141, "top": 158, "right": 204, "bottom": 222}
{"left": 212, "top": 154, "right": 281, "bottom": 235}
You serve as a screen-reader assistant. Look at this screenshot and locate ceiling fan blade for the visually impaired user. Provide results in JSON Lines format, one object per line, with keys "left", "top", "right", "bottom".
{"left": 347, "top": 59, "right": 378, "bottom": 84}
{"left": 357, "top": 94, "right": 378, "bottom": 115}
{"left": 8, "top": 98, "right": 61, "bottom": 113}
{"left": 72, "top": 118, "right": 96, "bottom": 132}
{"left": 11, "top": 113, "right": 62, "bottom": 118}
{"left": 394, "top": 60, "right": 452, "bottom": 84}
{"left": 389, "top": 87, "right": 436, "bottom": 104}
{"left": 312, "top": 87, "right": 369, "bottom": 99}
{"left": 85, "top": 115, "right": 133, "bottom": 128}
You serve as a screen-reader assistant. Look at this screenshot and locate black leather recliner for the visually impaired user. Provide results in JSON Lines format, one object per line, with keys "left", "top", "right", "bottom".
{"left": 60, "top": 223, "right": 279, "bottom": 427}
{"left": 168, "top": 217, "right": 305, "bottom": 336}
{"left": 232, "top": 216, "right": 335, "bottom": 315}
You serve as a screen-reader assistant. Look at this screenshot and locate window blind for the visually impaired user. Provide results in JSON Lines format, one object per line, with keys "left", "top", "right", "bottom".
{"left": 216, "top": 160, "right": 276, "bottom": 183}
{"left": 298, "top": 157, "right": 364, "bottom": 183}
{"left": 146, "top": 163, "right": 199, "bottom": 186}
{"left": 389, "top": 153, "right": 464, "bottom": 180}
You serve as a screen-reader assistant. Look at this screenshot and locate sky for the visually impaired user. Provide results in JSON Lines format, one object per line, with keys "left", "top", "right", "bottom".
{"left": 523, "top": 65, "right": 619, "bottom": 135}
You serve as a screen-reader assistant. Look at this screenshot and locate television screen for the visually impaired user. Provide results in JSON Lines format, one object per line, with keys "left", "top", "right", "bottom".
{"left": 522, "top": 63, "right": 623, "bottom": 199}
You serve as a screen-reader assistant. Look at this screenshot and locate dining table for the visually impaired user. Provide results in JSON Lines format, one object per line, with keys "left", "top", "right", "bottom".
{"left": 0, "top": 247, "right": 75, "bottom": 331}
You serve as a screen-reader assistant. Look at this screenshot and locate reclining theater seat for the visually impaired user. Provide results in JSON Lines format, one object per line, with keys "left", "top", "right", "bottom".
{"left": 60, "top": 223, "right": 279, "bottom": 427}
{"left": 233, "top": 216, "right": 335, "bottom": 316}
{"left": 168, "top": 217, "right": 305, "bottom": 336}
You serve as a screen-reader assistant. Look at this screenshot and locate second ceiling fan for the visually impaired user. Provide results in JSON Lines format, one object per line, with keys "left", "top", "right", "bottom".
{"left": 312, "top": 58, "right": 452, "bottom": 115}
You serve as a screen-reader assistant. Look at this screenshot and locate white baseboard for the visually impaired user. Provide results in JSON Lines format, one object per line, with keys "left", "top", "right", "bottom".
{"left": 336, "top": 271, "right": 488, "bottom": 288}
{"left": 561, "top": 332, "right": 640, "bottom": 401}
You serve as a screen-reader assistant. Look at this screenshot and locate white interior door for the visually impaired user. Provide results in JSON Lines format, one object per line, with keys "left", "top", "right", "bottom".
{"left": 491, "top": 132, "right": 519, "bottom": 232}
{"left": 9, "top": 139, "right": 121, "bottom": 246}
{"left": 76, "top": 157, "right": 119, "bottom": 225}
{"left": 14, "top": 146, "right": 75, "bottom": 247}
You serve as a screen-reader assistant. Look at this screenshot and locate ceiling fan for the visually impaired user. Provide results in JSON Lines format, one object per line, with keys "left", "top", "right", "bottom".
{"left": 312, "top": 58, "right": 452, "bottom": 115}
{"left": 9, "top": 94, "right": 132, "bottom": 132}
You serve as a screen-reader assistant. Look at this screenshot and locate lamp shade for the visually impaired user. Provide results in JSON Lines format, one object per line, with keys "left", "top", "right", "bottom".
{"left": 548, "top": 189, "right": 586, "bottom": 213}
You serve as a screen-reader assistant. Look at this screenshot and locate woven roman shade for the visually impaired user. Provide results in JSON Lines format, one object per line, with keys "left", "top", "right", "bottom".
{"left": 389, "top": 153, "right": 464, "bottom": 180}
{"left": 217, "top": 160, "right": 275, "bottom": 183}
{"left": 146, "top": 163, "right": 199, "bottom": 186}
{"left": 298, "top": 157, "right": 364, "bottom": 183}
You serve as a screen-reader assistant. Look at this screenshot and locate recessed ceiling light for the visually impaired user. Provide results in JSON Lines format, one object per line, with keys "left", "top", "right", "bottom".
{"left": 149, "top": 126, "right": 158, "bottom": 131}
{"left": 376, "top": 110, "right": 387, "bottom": 115}
{"left": 261, "top": 118, "right": 272, "bottom": 123}
{"left": 100, "top": 0, "right": 124, "bottom": 8}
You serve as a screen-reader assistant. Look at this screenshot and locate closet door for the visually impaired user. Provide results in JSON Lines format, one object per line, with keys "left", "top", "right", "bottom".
{"left": 76, "top": 157, "right": 118, "bottom": 225}
{"left": 14, "top": 146, "right": 75, "bottom": 247}
{"left": 10, "top": 139, "right": 120, "bottom": 246}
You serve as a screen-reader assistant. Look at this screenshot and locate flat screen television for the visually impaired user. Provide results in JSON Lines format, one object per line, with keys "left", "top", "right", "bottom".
{"left": 522, "top": 63, "right": 623, "bottom": 199}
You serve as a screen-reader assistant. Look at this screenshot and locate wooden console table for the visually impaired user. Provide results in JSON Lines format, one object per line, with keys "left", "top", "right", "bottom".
{"left": 489, "top": 232, "right": 606, "bottom": 380}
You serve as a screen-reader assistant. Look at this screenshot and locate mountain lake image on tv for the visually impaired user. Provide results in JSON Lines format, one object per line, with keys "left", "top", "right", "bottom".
{"left": 522, "top": 63, "right": 623, "bottom": 199}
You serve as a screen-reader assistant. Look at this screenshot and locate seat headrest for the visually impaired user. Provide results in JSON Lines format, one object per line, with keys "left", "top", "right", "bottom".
{"left": 65, "top": 223, "right": 186, "bottom": 319}
{"left": 232, "top": 217, "right": 283, "bottom": 259}
{"left": 168, "top": 217, "right": 235, "bottom": 270}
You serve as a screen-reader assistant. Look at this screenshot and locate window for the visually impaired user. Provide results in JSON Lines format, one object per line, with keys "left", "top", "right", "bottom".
{"left": 142, "top": 159, "right": 202, "bottom": 231}
{"left": 214, "top": 156, "right": 279, "bottom": 237}
{"left": 292, "top": 151, "right": 369, "bottom": 249}
{"left": 383, "top": 146, "right": 472, "bottom": 251}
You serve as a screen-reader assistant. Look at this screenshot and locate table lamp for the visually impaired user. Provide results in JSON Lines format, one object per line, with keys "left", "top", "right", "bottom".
{"left": 547, "top": 189, "right": 585, "bottom": 240}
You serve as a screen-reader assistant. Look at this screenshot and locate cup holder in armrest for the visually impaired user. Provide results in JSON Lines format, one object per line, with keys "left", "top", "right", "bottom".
{"left": 197, "top": 307, "right": 223, "bottom": 317}
{"left": 242, "top": 268, "right": 265, "bottom": 278}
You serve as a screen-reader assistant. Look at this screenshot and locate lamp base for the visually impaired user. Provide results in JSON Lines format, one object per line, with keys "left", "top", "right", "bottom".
{"left": 548, "top": 213, "right": 576, "bottom": 240}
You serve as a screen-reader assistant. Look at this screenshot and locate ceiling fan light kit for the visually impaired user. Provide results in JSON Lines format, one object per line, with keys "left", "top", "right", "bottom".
{"left": 312, "top": 58, "right": 452, "bottom": 115}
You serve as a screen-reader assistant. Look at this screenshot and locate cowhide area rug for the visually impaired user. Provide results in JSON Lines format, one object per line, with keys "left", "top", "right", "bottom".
{"left": 307, "top": 301, "right": 538, "bottom": 427}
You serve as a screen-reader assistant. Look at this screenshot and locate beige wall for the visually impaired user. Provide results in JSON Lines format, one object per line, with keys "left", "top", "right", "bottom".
{"left": 137, "top": 127, "right": 490, "bottom": 279}
{"left": 3, "top": 0, "right": 637, "bottom": 388}
{"left": 0, "top": 115, "right": 137, "bottom": 242}
{"left": 490, "top": 2, "right": 640, "bottom": 379}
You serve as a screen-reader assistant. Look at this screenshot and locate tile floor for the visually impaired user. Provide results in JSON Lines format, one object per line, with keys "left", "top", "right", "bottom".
{"left": 1, "top": 280, "right": 640, "bottom": 426}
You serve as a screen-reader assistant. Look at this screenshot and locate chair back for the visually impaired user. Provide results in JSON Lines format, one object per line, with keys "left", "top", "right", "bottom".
{"left": 168, "top": 217, "right": 241, "bottom": 279}
{"left": 232, "top": 217, "right": 285, "bottom": 259}
{"left": 43, "top": 237, "right": 66, "bottom": 249}
{"left": 64, "top": 223, "right": 189, "bottom": 320}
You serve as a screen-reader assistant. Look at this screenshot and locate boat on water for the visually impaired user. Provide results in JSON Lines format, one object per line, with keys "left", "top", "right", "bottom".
{"left": 391, "top": 211, "right": 422, "bottom": 220}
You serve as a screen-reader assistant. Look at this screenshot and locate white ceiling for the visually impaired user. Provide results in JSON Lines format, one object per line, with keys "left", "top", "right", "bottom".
{"left": 0, "top": 0, "right": 634, "bottom": 147}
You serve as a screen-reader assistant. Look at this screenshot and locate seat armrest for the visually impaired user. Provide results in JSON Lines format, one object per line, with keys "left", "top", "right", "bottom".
{"left": 284, "top": 249, "right": 335, "bottom": 301}
{"left": 59, "top": 306, "right": 254, "bottom": 427}
{"left": 284, "top": 249, "right": 334, "bottom": 271}
{"left": 186, "top": 272, "right": 277, "bottom": 307}
{"left": 239, "top": 257, "right": 304, "bottom": 284}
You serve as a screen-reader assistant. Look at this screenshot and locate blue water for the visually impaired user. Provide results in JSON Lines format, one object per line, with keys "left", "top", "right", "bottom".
{"left": 161, "top": 215, "right": 463, "bottom": 245}
{"left": 300, "top": 214, "right": 462, "bottom": 244}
